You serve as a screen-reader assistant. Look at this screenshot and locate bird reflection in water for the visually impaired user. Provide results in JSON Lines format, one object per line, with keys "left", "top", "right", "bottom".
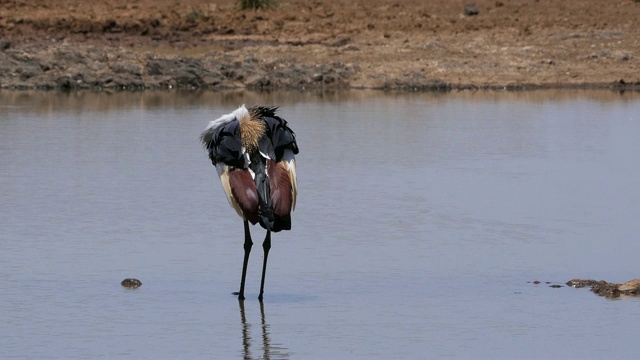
{"left": 238, "top": 301, "right": 290, "bottom": 360}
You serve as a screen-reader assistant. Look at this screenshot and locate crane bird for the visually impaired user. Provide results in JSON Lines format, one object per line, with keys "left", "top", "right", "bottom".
{"left": 200, "top": 105, "right": 299, "bottom": 301}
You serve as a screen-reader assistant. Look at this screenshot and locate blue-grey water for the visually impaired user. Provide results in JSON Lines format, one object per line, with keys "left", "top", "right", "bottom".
{"left": 2, "top": 90, "right": 640, "bottom": 359}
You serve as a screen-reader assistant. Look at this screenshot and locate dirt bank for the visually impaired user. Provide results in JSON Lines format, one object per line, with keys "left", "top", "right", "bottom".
{"left": 1, "top": 0, "right": 639, "bottom": 90}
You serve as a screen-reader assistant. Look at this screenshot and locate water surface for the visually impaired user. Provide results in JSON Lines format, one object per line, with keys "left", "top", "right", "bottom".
{"left": 2, "top": 90, "right": 640, "bottom": 359}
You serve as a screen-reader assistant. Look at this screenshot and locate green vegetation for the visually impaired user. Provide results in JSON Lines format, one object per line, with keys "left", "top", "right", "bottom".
{"left": 238, "top": 0, "right": 276, "bottom": 10}
{"left": 187, "top": 8, "right": 206, "bottom": 22}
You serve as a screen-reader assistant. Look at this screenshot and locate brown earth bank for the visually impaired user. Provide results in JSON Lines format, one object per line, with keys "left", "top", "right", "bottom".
{"left": 1, "top": 0, "right": 639, "bottom": 91}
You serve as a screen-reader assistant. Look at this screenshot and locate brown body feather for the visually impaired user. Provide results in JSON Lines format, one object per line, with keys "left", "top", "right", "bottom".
{"left": 268, "top": 160, "right": 294, "bottom": 217}
{"left": 223, "top": 160, "right": 296, "bottom": 230}
{"left": 227, "top": 168, "right": 260, "bottom": 225}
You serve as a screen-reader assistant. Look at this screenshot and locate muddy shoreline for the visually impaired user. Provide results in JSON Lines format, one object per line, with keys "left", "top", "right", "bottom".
{"left": 1, "top": 40, "right": 639, "bottom": 92}
{"left": 1, "top": 0, "right": 640, "bottom": 91}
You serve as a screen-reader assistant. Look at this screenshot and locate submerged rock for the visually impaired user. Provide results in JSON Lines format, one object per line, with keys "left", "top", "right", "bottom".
{"left": 566, "top": 279, "right": 598, "bottom": 288}
{"left": 121, "top": 278, "right": 142, "bottom": 288}
{"left": 590, "top": 281, "right": 620, "bottom": 298}
{"left": 567, "top": 278, "right": 640, "bottom": 299}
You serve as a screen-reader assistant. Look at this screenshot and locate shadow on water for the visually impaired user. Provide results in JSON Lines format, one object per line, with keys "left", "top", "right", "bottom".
{"left": 0, "top": 88, "right": 638, "bottom": 115}
{"left": 238, "top": 301, "right": 290, "bottom": 360}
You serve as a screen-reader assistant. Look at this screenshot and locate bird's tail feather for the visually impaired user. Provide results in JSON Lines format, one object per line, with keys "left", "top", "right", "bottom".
{"left": 253, "top": 164, "right": 276, "bottom": 231}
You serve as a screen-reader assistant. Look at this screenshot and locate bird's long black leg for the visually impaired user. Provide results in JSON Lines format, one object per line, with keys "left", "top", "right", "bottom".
{"left": 258, "top": 230, "right": 271, "bottom": 302}
{"left": 237, "top": 220, "right": 253, "bottom": 301}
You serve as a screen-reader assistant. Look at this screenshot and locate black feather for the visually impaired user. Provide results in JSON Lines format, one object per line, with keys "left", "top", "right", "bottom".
{"left": 207, "top": 120, "right": 247, "bottom": 168}
{"left": 250, "top": 106, "right": 299, "bottom": 161}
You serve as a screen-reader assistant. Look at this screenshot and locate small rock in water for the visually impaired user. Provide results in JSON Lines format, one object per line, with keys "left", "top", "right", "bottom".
{"left": 590, "top": 280, "right": 621, "bottom": 298}
{"left": 121, "top": 278, "right": 142, "bottom": 288}
{"left": 566, "top": 279, "right": 598, "bottom": 288}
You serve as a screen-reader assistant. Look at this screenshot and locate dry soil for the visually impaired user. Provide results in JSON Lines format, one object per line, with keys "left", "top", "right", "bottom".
{"left": 1, "top": 0, "right": 639, "bottom": 90}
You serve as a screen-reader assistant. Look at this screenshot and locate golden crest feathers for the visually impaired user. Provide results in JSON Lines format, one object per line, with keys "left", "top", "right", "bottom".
{"left": 239, "top": 108, "right": 266, "bottom": 152}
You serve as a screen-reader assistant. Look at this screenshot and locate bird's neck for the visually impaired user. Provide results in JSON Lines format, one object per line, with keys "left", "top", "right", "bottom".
{"left": 239, "top": 112, "right": 266, "bottom": 153}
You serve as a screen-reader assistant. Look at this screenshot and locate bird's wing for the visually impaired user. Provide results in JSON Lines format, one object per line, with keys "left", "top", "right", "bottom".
{"left": 267, "top": 149, "right": 297, "bottom": 216}
{"left": 216, "top": 164, "right": 244, "bottom": 219}
{"left": 257, "top": 110, "right": 298, "bottom": 213}
{"left": 281, "top": 150, "right": 297, "bottom": 211}
{"left": 201, "top": 119, "right": 247, "bottom": 168}
{"left": 254, "top": 108, "right": 299, "bottom": 161}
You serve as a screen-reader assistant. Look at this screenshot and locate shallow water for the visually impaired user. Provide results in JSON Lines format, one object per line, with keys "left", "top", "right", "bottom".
{"left": 2, "top": 90, "right": 640, "bottom": 359}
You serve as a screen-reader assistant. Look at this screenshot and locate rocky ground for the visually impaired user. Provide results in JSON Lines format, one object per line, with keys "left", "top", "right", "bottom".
{"left": 1, "top": 0, "right": 639, "bottom": 90}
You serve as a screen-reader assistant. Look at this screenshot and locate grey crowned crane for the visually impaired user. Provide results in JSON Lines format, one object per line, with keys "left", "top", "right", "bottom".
{"left": 200, "top": 105, "right": 299, "bottom": 301}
